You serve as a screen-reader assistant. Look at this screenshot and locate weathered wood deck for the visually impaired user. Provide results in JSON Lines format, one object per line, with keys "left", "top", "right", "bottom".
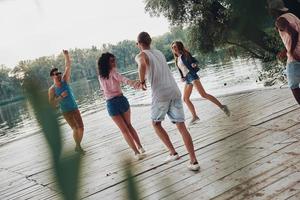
{"left": 1, "top": 87, "right": 300, "bottom": 200}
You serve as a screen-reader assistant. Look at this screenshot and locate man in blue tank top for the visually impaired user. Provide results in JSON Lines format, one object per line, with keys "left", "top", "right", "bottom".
{"left": 48, "top": 50, "right": 85, "bottom": 154}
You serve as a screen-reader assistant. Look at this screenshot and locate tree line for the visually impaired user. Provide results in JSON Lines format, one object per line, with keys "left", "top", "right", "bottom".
{"left": 0, "top": 27, "right": 191, "bottom": 103}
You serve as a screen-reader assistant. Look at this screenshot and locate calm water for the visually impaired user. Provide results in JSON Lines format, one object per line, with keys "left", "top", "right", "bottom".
{"left": 0, "top": 58, "right": 265, "bottom": 145}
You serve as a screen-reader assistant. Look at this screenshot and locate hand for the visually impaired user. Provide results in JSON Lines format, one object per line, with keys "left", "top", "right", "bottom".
{"left": 63, "top": 49, "right": 69, "bottom": 56}
{"left": 277, "top": 50, "right": 287, "bottom": 60}
{"left": 60, "top": 91, "right": 68, "bottom": 98}
{"left": 132, "top": 80, "right": 141, "bottom": 89}
{"left": 191, "top": 63, "right": 198, "bottom": 68}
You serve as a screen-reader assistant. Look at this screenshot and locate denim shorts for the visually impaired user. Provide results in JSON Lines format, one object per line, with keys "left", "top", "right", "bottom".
{"left": 151, "top": 98, "right": 185, "bottom": 123}
{"left": 185, "top": 72, "right": 199, "bottom": 84}
{"left": 106, "top": 95, "right": 130, "bottom": 116}
{"left": 287, "top": 61, "right": 300, "bottom": 89}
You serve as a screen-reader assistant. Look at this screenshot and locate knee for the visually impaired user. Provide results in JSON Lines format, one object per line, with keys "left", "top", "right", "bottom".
{"left": 200, "top": 92, "right": 208, "bottom": 98}
{"left": 76, "top": 127, "right": 84, "bottom": 133}
{"left": 183, "top": 96, "right": 190, "bottom": 103}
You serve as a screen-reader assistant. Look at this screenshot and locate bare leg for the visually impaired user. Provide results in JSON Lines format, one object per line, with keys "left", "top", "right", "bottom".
{"left": 292, "top": 88, "right": 300, "bottom": 105}
{"left": 176, "top": 122, "right": 198, "bottom": 163}
{"left": 152, "top": 121, "right": 177, "bottom": 155}
{"left": 183, "top": 84, "right": 199, "bottom": 119}
{"left": 111, "top": 115, "right": 139, "bottom": 154}
{"left": 63, "top": 111, "right": 84, "bottom": 150}
{"left": 122, "top": 109, "right": 143, "bottom": 149}
{"left": 74, "top": 127, "right": 84, "bottom": 147}
{"left": 193, "top": 79, "right": 223, "bottom": 108}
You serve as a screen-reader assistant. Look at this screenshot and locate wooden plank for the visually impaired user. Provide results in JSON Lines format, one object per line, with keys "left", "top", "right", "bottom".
{"left": 181, "top": 147, "right": 300, "bottom": 200}
{"left": 285, "top": 190, "right": 300, "bottom": 200}
{"left": 140, "top": 131, "right": 300, "bottom": 200}
{"left": 211, "top": 162, "right": 300, "bottom": 200}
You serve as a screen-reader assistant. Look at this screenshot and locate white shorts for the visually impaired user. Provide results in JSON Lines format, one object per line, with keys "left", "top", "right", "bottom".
{"left": 151, "top": 98, "right": 185, "bottom": 123}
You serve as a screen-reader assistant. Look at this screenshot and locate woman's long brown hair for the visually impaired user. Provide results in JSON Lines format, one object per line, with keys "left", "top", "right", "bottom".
{"left": 171, "top": 41, "right": 193, "bottom": 67}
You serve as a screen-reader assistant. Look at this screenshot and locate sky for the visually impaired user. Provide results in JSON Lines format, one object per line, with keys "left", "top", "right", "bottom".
{"left": 0, "top": 0, "right": 170, "bottom": 68}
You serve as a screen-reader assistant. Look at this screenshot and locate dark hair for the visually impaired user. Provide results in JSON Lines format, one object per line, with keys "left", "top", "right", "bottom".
{"left": 171, "top": 41, "right": 193, "bottom": 65}
{"left": 50, "top": 68, "right": 58, "bottom": 76}
{"left": 98, "top": 52, "right": 115, "bottom": 79}
{"left": 137, "top": 31, "right": 152, "bottom": 46}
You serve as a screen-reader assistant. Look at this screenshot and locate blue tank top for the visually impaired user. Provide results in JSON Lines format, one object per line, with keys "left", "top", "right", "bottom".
{"left": 54, "top": 81, "right": 78, "bottom": 113}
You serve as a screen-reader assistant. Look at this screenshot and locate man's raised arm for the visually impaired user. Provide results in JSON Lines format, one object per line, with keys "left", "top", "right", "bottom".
{"left": 62, "top": 50, "right": 71, "bottom": 82}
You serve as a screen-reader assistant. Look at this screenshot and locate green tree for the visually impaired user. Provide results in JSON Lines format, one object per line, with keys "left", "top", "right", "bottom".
{"left": 0, "top": 65, "right": 22, "bottom": 102}
{"left": 110, "top": 40, "right": 139, "bottom": 72}
{"left": 144, "top": 0, "right": 300, "bottom": 85}
{"left": 144, "top": 0, "right": 281, "bottom": 61}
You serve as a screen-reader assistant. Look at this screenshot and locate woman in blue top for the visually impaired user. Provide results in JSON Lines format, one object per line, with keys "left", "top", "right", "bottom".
{"left": 171, "top": 41, "right": 231, "bottom": 125}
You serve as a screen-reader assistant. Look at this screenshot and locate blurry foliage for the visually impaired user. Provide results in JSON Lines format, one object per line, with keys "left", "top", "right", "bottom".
{"left": 123, "top": 160, "right": 140, "bottom": 200}
{"left": 23, "top": 77, "right": 81, "bottom": 200}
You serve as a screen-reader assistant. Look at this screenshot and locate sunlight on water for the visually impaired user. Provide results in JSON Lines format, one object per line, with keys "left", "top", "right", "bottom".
{"left": 0, "top": 58, "right": 267, "bottom": 145}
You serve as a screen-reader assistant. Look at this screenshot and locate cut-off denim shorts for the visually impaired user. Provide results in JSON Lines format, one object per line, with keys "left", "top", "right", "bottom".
{"left": 185, "top": 72, "right": 199, "bottom": 84}
{"left": 287, "top": 61, "right": 300, "bottom": 89}
{"left": 106, "top": 95, "right": 130, "bottom": 116}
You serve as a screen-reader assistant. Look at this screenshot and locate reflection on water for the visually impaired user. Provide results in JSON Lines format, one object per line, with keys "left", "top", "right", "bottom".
{"left": 0, "top": 58, "right": 265, "bottom": 145}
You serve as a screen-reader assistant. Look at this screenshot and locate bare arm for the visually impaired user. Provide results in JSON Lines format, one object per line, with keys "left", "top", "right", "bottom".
{"left": 113, "top": 71, "right": 141, "bottom": 89}
{"left": 276, "top": 17, "right": 299, "bottom": 59}
{"left": 62, "top": 50, "right": 71, "bottom": 82}
{"left": 48, "top": 87, "right": 63, "bottom": 108}
{"left": 136, "top": 52, "right": 148, "bottom": 90}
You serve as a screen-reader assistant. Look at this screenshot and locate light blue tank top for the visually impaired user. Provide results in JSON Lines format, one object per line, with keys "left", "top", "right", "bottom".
{"left": 54, "top": 81, "right": 78, "bottom": 113}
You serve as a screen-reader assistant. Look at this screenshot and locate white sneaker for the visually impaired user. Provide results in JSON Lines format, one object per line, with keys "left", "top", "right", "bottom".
{"left": 187, "top": 162, "right": 200, "bottom": 171}
{"left": 221, "top": 105, "right": 231, "bottom": 117}
{"left": 139, "top": 147, "right": 145, "bottom": 154}
{"left": 165, "top": 153, "right": 180, "bottom": 163}
{"left": 135, "top": 153, "right": 146, "bottom": 161}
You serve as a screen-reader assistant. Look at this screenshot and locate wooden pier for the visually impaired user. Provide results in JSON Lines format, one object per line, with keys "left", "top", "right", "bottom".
{"left": 0, "top": 87, "right": 300, "bottom": 199}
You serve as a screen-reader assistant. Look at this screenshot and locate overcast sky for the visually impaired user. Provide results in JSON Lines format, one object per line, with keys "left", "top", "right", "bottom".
{"left": 0, "top": 0, "right": 170, "bottom": 67}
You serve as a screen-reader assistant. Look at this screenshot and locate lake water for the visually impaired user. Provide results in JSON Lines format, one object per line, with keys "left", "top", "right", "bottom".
{"left": 0, "top": 58, "right": 266, "bottom": 145}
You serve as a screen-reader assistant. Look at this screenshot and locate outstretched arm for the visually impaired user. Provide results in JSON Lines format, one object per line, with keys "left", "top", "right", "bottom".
{"left": 136, "top": 52, "right": 148, "bottom": 90}
{"left": 62, "top": 50, "right": 71, "bottom": 82}
{"left": 113, "top": 71, "right": 141, "bottom": 89}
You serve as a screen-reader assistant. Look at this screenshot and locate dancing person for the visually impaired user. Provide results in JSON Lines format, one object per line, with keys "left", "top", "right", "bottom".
{"left": 48, "top": 50, "right": 85, "bottom": 154}
{"left": 171, "top": 41, "right": 231, "bottom": 125}
{"left": 269, "top": 0, "right": 300, "bottom": 104}
{"left": 98, "top": 52, "right": 146, "bottom": 160}
{"left": 135, "top": 32, "right": 200, "bottom": 171}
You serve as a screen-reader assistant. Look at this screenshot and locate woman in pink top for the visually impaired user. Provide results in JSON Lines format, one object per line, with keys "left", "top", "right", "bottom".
{"left": 98, "top": 52, "right": 145, "bottom": 160}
